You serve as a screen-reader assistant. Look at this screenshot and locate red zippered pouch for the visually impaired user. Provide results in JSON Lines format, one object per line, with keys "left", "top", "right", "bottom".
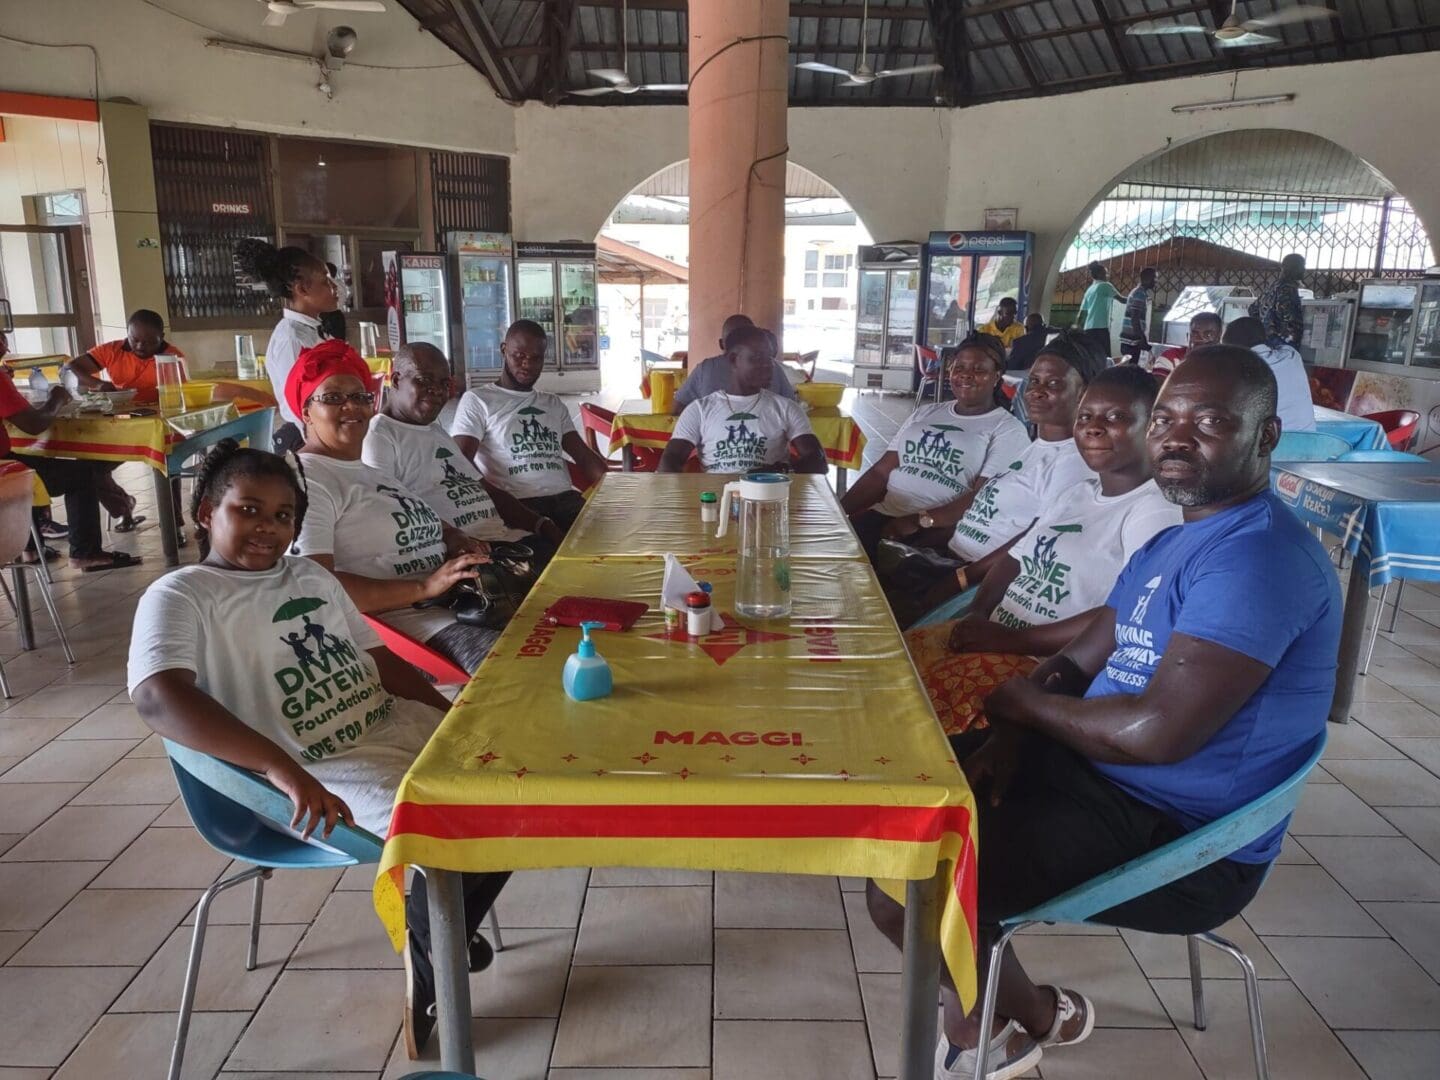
{"left": 542, "top": 596, "right": 649, "bottom": 632}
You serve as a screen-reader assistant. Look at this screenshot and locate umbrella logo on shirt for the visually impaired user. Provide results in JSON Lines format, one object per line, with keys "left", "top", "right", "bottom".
{"left": 714, "top": 412, "right": 766, "bottom": 469}
{"left": 1130, "top": 575, "right": 1163, "bottom": 626}
{"left": 270, "top": 598, "right": 351, "bottom": 667}
{"left": 510, "top": 405, "right": 562, "bottom": 461}
{"left": 434, "top": 446, "right": 467, "bottom": 485}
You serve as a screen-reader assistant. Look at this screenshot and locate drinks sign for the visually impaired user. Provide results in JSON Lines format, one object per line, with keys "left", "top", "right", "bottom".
{"left": 211, "top": 202, "right": 252, "bottom": 215}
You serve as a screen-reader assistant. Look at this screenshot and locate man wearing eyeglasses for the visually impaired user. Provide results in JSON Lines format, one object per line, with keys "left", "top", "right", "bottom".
{"left": 363, "top": 342, "right": 564, "bottom": 549}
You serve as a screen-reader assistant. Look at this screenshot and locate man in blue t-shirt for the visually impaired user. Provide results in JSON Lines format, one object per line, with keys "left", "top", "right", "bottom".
{"left": 867, "top": 346, "right": 1340, "bottom": 1079}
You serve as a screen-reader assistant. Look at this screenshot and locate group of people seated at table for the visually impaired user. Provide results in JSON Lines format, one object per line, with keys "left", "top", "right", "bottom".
{"left": 107, "top": 253, "right": 1341, "bottom": 1074}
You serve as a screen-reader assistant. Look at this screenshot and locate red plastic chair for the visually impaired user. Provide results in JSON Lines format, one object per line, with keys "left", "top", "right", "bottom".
{"left": 578, "top": 402, "right": 661, "bottom": 472}
{"left": 1364, "top": 409, "right": 1420, "bottom": 451}
{"left": 914, "top": 345, "right": 941, "bottom": 405}
{"left": 364, "top": 616, "right": 470, "bottom": 686}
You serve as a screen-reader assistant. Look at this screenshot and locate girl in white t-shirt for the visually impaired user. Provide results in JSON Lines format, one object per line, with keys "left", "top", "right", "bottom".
{"left": 128, "top": 439, "right": 506, "bottom": 1060}
{"left": 285, "top": 342, "right": 498, "bottom": 674}
{"left": 905, "top": 365, "right": 1182, "bottom": 733}
{"left": 842, "top": 334, "right": 1028, "bottom": 559}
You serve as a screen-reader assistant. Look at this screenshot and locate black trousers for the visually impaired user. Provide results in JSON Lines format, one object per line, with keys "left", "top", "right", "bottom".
{"left": 405, "top": 869, "right": 510, "bottom": 987}
{"left": 950, "top": 730, "right": 1266, "bottom": 941}
{"left": 7, "top": 453, "right": 106, "bottom": 557}
{"left": 522, "top": 489, "right": 587, "bottom": 531}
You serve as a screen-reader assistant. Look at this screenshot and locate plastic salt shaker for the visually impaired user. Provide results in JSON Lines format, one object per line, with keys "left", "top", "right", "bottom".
{"left": 700, "top": 491, "right": 719, "bottom": 523}
{"left": 685, "top": 590, "right": 712, "bottom": 638}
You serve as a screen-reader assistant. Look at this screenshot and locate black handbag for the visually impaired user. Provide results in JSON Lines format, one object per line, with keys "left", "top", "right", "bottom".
{"left": 414, "top": 541, "right": 537, "bottom": 630}
{"left": 875, "top": 538, "right": 963, "bottom": 594}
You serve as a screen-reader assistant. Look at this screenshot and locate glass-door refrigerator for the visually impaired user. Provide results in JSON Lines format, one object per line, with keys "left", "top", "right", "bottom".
{"left": 449, "top": 231, "right": 514, "bottom": 388}
{"left": 382, "top": 251, "right": 450, "bottom": 356}
{"left": 851, "top": 242, "right": 921, "bottom": 392}
{"left": 514, "top": 241, "right": 599, "bottom": 374}
{"left": 919, "top": 231, "right": 1035, "bottom": 351}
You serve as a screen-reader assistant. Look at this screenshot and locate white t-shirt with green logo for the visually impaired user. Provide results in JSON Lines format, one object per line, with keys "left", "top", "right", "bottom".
{"left": 362, "top": 413, "right": 526, "bottom": 542}
{"left": 948, "top": 437, "right": 1094, "bottom": 562}
{"left": 875, "top": 404, "right": 1030, "bottom": 517}
{"left": 449, "top": 384, "right": 577, "bottom": 498}
{"left": 294, "top": 453, "right": 452, "bottom": 643}
{"left": 127, "top": 558, "right": 445, "bottom": 834}
{"left": 991, "top": 478, "right": 1182, "bottom": 629}
{"left": 672, "top": 389, "right": 814, "bottom": 473}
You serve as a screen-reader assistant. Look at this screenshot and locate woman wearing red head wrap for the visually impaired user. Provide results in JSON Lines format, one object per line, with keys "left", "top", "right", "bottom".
{"left": 286, "top": 340, "right": 502, "bottom": 674}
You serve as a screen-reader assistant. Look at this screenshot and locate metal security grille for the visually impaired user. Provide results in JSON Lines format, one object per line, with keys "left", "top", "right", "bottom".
{"left": 1056, "top": 183, "right": 1435, "bottom": 320}
{"left": 431, "top": 151, "right": 510, "bottom": 245}
{"left": 151, "top": 124, "right": 277, "bottom": 322}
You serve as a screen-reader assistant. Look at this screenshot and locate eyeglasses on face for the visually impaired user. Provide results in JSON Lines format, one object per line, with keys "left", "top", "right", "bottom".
{"left": 308, "top": 391, "right": 376, "bottom": 408}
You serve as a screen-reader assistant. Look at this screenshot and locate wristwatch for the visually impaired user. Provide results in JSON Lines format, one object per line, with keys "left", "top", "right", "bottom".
{"left": 918, "top": 512, "right": 936, "bottom": 530}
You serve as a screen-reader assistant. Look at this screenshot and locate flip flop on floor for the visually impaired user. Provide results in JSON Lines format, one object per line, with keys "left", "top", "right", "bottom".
{"left": 75, "top": 551, "right": 144, "bottom": 573}
{"left": 112, "top": 514, "right": 148, "bottom": 533}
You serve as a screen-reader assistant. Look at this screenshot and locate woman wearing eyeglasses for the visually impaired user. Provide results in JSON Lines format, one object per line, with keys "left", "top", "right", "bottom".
{"left": 287, "top": 340, "right": 499, "bottom": 672}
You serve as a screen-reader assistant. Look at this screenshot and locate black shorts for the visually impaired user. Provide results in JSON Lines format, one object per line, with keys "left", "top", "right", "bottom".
{"left": 952, "top": 731, "right": 1266, "bottom": 938}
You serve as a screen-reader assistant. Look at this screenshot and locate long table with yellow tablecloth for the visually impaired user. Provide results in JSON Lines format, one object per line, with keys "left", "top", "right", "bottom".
{"left": 372, "top": 473, "right": 976, "bottom": 1080}
{"left": 608, "top": 398, "right": 868, "bottom": 494}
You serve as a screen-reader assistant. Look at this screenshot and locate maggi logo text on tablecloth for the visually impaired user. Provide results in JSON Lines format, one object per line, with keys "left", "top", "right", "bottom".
{"left": 654, "top": 730, "right": 804, "bottom": 746}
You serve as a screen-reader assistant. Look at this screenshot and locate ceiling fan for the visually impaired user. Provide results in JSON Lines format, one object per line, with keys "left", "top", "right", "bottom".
{"left": 256, "top": 0, "right": 387, "bottom": 29}
{"left": 797, "top": 0, "right": 942, "bottom": 86}
{"left": 572, "top": 0, "right": 688, "bottom": 95}
{"left": 1127, "top": 1, "right": 1338, "bottom": 48}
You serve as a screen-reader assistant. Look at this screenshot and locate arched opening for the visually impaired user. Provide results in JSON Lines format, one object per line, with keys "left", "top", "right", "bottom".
{"left": 597, "top": 159, "right": 872, "bottom": 392}
{"left": 1051, "top": 130, "right": 1435, "bottom": 337}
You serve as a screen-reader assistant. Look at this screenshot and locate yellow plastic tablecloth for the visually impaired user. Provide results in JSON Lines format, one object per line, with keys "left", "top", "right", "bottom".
{"left": 373, "top": 478, "right": 980, "bottom": 1007}
{"left": 610, "top": 400, "right": 867, "bottom": 471}
{"left": 558, "top": 473, "right": 864, "bottom": 560}
{"left": 7, "top": 403, "right": 265, "bottom": 473}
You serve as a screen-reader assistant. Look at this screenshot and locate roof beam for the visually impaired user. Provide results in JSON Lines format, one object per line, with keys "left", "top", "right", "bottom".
{"left": 789, "top": 3, "right": 933, "bottom": 17}
{"left": 991, "top": 10, "right": 1041, "bottom": 90}
{"left": 1092, "top": 0, "right": 1135, "bottom": 77}
{"left": 449, "top": 0, "right": 525, "bottom": 102}
{"left": 539, "top": 0, "right": 579, "bottom": 106}
{"left": 880, "top": 5, "right": 911, "bottom": 99}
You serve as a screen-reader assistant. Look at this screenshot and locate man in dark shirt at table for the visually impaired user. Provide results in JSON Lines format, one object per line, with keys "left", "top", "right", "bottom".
{"left": 670, "top": 313, "right": 796, "bottom": 414}
{"left": 1005, "top": 313, "right": 1049, "bottom": 373}
{"left": 1250, "top": 253, "right": 1306, "bottom": 347}
{"left": 867, "top": 346, "right": 1340, "bottom": 1078}
{"left": 1120, "top": 267, "right": 1157, "bottom": 361}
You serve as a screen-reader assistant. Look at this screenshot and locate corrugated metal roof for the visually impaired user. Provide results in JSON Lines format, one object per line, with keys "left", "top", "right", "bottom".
{"left": 394, "top": 1, "right": 1440, "bottom": 107}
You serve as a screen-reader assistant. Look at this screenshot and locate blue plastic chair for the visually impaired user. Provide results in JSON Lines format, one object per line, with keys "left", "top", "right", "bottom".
{"left": 1272, "top": 430, "right": 1349, "bottom": 462}
{"left": 910, "top": 585, "right": 979, "bottom": 629}
{"left": 970, "top": 733, "right": 1326, "bottom": 1080}
{"left": 162, "top": 739, "right": 384, "bottom": 1080}
{"left": 1336, "top": 448, "right": 1428, "bottom": 463}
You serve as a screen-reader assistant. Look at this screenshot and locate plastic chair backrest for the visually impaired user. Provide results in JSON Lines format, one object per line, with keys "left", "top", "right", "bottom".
{"left": 915, "top": 345, "right": 939, "bottom": 381}
{"left": 1337, "top": 448, "right": 1428, "bottom": 463}
{"left": 0, "top": 462, "right": 34, "bottom": 566}
{"left": 1273, "top": 430, "right": 1350, "bottom": 462}
{"left": 164, "top": 739, "right": 383, "bottom": 868}
{"left": 910, "top": 585, "right": 979, "bottom": 629}
{"left": 1010, "top": 733, "right": 1325, "bottom": 927}
{"left": 366, "top": 615, "right": 471, "bottom": 686}
{"left": 578, "top": 402, "right": 618, "bottom": 457}
{"left": 1363, "top": 409, "right": 1420, "bottom": 433}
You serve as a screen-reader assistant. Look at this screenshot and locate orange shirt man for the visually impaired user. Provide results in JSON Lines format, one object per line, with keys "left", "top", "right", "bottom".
{"left": 66, "top": 309, "right": 186, "bottom": 403}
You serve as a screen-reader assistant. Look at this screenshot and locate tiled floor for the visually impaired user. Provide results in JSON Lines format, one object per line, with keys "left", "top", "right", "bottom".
{"left": 3, "top": 390, "right": 1440, "bottom": 1078}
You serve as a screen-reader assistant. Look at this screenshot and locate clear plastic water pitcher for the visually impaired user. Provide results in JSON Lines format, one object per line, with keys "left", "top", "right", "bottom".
{"left": 234, "top": 334, "right": 259, "bottom": 380}
{"left": 715, "top": 473, "right": 792, "bottom": 620}
{"left": 156, "top": 355, "right": 185, "bottom": 414}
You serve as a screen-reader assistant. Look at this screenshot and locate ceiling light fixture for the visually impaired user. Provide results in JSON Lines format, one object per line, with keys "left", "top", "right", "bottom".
{"left": 1172, "top": 92, "right": 1295, "bottom": 113}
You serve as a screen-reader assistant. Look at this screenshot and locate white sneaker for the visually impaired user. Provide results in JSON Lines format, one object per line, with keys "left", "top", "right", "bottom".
{"left": 935, "top": 1023, "right": 1043, "bottom": 1080}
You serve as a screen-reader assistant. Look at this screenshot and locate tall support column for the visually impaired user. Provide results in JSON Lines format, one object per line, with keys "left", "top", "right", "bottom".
{"left": 687, "top": 0, "right": 789, "bottom": 362}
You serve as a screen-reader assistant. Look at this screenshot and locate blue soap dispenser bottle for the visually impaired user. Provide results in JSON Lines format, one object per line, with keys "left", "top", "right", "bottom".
{"left": 563, "top": 620, "right": 613, "bottom": 701}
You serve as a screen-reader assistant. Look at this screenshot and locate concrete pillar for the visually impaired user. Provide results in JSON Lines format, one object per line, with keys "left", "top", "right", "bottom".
{"left": 93, "top": 101, "right": 167, "bottom": 341}
{"left": 687, "top": 0, "right": 788, "bottom": 361}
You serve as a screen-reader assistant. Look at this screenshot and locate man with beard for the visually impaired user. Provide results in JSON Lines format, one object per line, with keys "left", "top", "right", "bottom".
{"left": 866, "top": 346, "right": 1340, "bottom": 1079}
{"left": 450, "top": 320, "right": 608, "bottom": 531}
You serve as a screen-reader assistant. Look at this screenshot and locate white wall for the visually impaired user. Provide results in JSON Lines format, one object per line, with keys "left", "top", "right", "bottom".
{"left": 0, "top": 0, "right": 516, "bottom": 154}
{"left": 944, "top": 52, "right": 1440, "bottom": 314}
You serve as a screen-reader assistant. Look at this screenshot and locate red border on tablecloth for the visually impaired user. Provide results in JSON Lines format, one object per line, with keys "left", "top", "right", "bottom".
{"left": 390, "top": 800, "right": 971, "bottom": 844}
{"left": 9, "top": 437, "right": 167, "bottom": 467}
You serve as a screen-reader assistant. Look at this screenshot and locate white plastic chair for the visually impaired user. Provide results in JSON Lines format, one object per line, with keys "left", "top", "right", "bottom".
{"left": 0, "top": 462, "right": 76, "bottom": 696}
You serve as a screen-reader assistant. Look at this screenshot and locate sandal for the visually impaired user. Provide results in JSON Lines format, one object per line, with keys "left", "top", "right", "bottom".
{"left": 1038, "top": 985, "right": 1095, "bottom": 1049}
{"left": 75, "top": 551, "right": 144, "bottom": 573}
{"left": 112, "top": 514, "right": 148, "bottom": 533}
